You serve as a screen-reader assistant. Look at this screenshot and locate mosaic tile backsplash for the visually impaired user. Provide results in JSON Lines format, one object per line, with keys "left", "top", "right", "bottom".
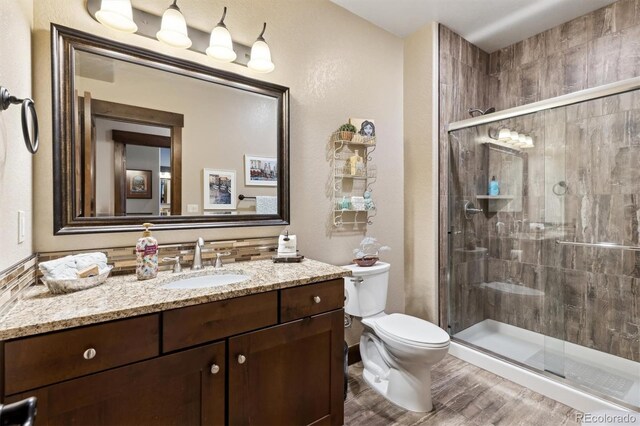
{"left": 37, "top": 237, "right": 279, "bottom": 277}
{"left": 0, "top": 255, "right": 37, "bottom": 317}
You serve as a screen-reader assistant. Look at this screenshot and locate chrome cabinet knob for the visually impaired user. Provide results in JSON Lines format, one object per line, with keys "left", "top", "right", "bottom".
{"left": 83, "top": 348, "right": 96, "bottom": 360}
{"left": 237, "top": 354, "right": 246, "bottom": 364}
{"left": 313, "top": 296, "right": 321, "bottom": 304}
{"left": 210, "top": 364, "right": 220, "bottom": 374}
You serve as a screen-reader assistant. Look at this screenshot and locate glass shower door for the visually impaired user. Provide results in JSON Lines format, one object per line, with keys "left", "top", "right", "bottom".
{"left": 541, "top": 107, "right": 567, "bottom": 379}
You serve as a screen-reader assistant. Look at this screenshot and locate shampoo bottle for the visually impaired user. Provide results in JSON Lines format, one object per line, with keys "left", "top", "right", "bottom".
{"left": 489, "top": 176, "right": 500, "bottom": 196}
{"left": 136, "top": 223, "right": 158, "bottom": 280}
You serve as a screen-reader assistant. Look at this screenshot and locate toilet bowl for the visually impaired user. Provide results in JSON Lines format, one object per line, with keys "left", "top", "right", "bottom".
{"left": 343, "top": 262, "right": 450, "bottom": 412}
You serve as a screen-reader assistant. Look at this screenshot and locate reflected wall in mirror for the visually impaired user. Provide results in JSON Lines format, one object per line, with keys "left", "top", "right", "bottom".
{"left": 53, "top": 25, "right": 289, "bottom": 234}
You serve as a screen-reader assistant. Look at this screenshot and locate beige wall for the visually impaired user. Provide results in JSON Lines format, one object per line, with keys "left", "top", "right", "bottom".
{"left": 32, "top": 0, "right": 405, "bottom": 340}
{"left": 0, "top": 0, "right": 33, "bottom": 270}
{"left": 403, "top": 23, "right": 439, "bottom": 323}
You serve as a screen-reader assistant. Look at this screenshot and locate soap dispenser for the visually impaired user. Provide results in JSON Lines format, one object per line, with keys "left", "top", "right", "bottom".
{"left": 136, "top": 223, "right": 159, "bottom": 280}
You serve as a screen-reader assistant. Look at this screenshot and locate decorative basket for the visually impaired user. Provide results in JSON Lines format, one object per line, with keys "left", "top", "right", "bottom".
{"left": 352, "top": 256, "right": 379, "bottom": 267}
{"left": 42, "top": 266, "right": 113, "bottom": 294}
{"left": 339, "top": 131, "right": 355, "bottom": 141}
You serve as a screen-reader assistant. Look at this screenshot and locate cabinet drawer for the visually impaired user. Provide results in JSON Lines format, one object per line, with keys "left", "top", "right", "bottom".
{"left": 4, "top": 314, "right": 159, "bottom": 395}
{"left": 163, "top": 291, "right": 278, "bottom": 352}
{"left": 280, "top": 279, "right": 344, "bottom": 322}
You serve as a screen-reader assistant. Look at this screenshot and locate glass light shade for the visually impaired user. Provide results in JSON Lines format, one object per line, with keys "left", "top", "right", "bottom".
{"left": 206, "top": 26, "right": 236, "bottom": 62}
{"left": 248, "top": 40, "right": 275, "bottom": 73}
{"left": 498, "top": 128, "right": 512, "bottom": 141}
{"left": 524, "top": 136, "right": 534, "bottom": 147}
{"left": 95, "top": 0, "right": 137, "bottom": 33}
{"left": 516, "top": 134, "right": 527, "bottom": 147}
{"left": 508, "top": 131, "right": 519, "bottom": 144}
{"left": 156, "top": 7, "right": 192, "bottom": 49}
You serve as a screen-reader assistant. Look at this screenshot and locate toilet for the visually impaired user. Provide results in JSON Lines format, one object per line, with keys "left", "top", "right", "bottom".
{"left": 343, "top": 262, "right": 450, "bottom": 412}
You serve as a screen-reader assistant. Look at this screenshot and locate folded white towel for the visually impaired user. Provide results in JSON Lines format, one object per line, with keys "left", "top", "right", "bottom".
{"left": 39, "top": 255, "right": 78, "bottom": 280}
{"left": 256, "top": 196, "right": 278, "bottom": 214}
{"left": 74, "top": 252, "right": 108, "bottom": 272}
{"left": 39, "top": 252, "right": 110, "bottom": 280}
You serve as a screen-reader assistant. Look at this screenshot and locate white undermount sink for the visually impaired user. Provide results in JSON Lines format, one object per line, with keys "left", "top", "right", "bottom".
{"left": 161, "top": 274, "right": 250, "bottom": 289}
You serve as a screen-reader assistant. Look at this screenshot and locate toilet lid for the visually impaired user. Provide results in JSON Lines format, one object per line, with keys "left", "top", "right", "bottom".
{"left": 373, "top": 314, "right": 450, "bottom": 346}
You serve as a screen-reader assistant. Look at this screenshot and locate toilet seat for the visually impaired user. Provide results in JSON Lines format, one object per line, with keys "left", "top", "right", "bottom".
{"left": 368, "top": 313, "right": 450, "bottom": 349}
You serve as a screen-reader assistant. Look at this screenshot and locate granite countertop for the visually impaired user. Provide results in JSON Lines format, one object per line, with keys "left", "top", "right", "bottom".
{"left": 0, "top": 259, "right": 351, "bottom": 340}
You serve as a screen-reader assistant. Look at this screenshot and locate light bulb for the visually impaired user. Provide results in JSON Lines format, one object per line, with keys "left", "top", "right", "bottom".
{"left": 95, "top": 0, "right": 137, "bottom": 33}
{"left": 248, "top": 23, "right": 275, "bottom": 73}
{"left": 156, "top": 1, "right": 192, "bottom": 49}
{"left": 206, "top": 7, "right": 236, "bottom": 62}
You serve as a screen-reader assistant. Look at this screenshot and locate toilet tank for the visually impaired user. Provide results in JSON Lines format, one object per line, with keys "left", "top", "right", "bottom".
{"left": 342, "top": 262, "right": 391, "bottom": 318}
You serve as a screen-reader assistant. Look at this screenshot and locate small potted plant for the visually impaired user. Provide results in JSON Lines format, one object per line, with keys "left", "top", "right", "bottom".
{"left": 338, "top": 123, "right": 357, "bottom": 141}
{"left": 352, "top": 237, "right": 390, "bottom": 267}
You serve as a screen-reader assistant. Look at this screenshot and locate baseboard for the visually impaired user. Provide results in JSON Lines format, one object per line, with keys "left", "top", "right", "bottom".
{"left": 348, "top": 343, "right": 361, "bottom": 365}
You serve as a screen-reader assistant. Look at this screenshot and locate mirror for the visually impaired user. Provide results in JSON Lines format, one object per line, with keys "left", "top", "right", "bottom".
{"left": 52, "top": 25, "right": 289, "bottom": 234}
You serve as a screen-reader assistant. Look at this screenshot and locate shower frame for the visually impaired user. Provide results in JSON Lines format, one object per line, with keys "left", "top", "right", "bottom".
{"left": 444, "top": 74, "right": 640, "bottom": 411}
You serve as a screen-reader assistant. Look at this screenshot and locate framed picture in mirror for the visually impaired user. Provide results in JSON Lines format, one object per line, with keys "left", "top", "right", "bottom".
{"left": 203, "top": 169, "right": 236, "bottom": 210}
{"left": 245, "top": 155, "right": 277, "bottom": 186}
{"left": 126, "top": 169, "right": 152, "bottom": 199}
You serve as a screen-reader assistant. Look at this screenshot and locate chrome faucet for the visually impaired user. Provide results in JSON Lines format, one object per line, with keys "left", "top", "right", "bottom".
{"left": 192, "top": 237, "right": 205, "bottom": 270}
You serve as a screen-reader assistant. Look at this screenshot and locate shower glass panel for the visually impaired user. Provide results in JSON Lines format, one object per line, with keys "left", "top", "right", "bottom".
{"left": 447, "top": 87, "right": 640, "bottom": 409}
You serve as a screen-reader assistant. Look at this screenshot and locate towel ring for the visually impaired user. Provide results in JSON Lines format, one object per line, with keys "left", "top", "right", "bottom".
{"left": 552, "top": 181, "right": 567, "bottom": 196}
{"left": 1, "top": 86, "right": 39, "bottom": 154}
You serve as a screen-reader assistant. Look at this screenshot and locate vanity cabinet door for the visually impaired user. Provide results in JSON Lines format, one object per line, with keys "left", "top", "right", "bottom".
{"left": 6, "top": 341, "right": 225, "bottom": 426}
{"left": 228, "top": 309, "right": 344, "bottom": 426}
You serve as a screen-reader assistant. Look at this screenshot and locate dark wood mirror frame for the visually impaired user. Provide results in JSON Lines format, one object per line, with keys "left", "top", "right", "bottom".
{"left": 52, "top": 24, "right": 290, "bottom": 235}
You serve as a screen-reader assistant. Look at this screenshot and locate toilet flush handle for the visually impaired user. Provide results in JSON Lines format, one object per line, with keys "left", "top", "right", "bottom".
{"left": 353, "top": 277, "right": 364, "bottom": 284}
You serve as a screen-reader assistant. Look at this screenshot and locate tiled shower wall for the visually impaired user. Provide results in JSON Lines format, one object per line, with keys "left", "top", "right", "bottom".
{"left": 441, "top": 0, "right": 640, "bottom": 362}
{"left": 438, "top": 25, "right": 492, "bottom": 328}
{"left": 488, "top": 0, "right": 640, "bottom": 109}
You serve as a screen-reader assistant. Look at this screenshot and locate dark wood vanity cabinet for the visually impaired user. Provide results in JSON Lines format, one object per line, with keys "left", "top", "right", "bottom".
{"left": 229, "top": 309, "right": 344, "bottom": 426}
{"left": 1, "top": 280, "right": 345, "bottom": 426}
{"left": 7, "top": 342, "right": 226, "bottom": 426}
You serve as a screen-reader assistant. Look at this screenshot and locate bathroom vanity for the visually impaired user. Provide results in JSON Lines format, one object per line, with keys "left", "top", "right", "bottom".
{"left": 0, "top": 260, "right": 349, "bottom": 425}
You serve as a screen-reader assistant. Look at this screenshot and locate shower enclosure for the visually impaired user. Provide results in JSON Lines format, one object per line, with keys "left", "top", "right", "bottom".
{"left": 446, "top": 78, "right": 640, "bottom": 410}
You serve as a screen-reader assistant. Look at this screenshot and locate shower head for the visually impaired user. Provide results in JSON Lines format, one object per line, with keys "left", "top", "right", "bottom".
{"left": 468, "top": 107, "right": 496, "bottom": 117}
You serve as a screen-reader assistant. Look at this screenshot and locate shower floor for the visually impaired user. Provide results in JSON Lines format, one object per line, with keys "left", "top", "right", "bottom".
{"left": 454, "top": 319, "right": 640, "bottom": 408}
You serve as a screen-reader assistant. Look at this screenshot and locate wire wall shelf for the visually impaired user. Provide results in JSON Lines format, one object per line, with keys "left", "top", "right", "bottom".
{"left": 331, "top": 131, "right": 377, "bottom": 228}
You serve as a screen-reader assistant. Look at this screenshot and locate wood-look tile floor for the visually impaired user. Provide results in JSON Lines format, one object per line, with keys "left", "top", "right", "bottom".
{"left": 345, "top": 355, "right": 582, "bottom": 425}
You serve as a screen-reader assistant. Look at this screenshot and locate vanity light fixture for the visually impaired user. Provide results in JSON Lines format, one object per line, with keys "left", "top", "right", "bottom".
{"left": 206, "top": 7, "right": 237, "bottom": 62}
{"left": 488, "top": 126, "right": 534, "bottom": 149}
{"left": 87, "top": 0, "right": 274, "bottom": 72}
{"left": 248, "top": 23, "right": 275, "bottom": 73}
{"left": 156, "top": 0, "right": 192, "bottom": 49}
{"left": 95, "top": 0, "right": 138, "bottom": 33}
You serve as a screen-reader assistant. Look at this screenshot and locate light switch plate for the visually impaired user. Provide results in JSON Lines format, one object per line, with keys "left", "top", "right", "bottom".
{"left": 18, "top": 210, "right": 25, "bottom": 243}
{"left": 187, "top": 204, "right": 199, "bottom": 213}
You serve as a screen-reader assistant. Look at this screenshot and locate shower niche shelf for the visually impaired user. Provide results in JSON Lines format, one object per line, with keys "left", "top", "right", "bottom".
{"left": 331, "top": 131, "right": 377, "bottom": 228}
{"left": 476, "top": 195, "right": 517, "bottom": 214}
